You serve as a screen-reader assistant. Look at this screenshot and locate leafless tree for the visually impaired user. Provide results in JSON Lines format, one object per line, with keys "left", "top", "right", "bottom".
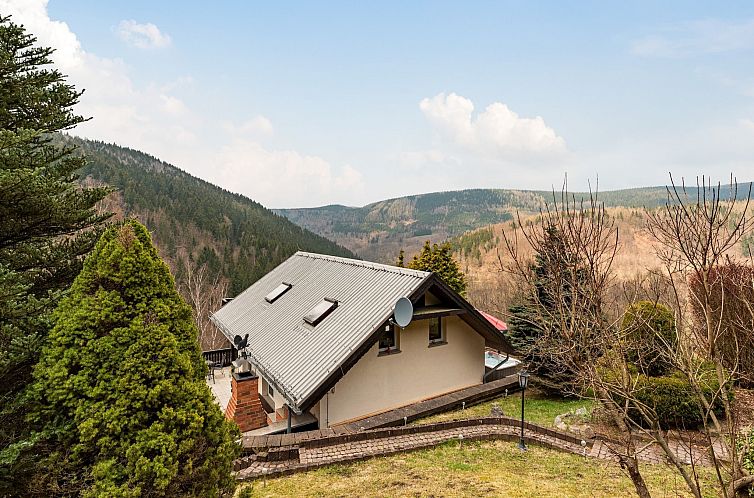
{"left": 645, "top": 175, "right": 754, "bottom": 497}
{"left": 173, "top": 248, "right": 229, "bottom": 350}
{"left": 499, "top": 184, "right": 663, "bottom": 497}
{"left": 497, "top": 179, "right": 749, "bottom": 498}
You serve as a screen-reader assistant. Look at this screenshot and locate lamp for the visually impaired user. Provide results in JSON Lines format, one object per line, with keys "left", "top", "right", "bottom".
{"left": 518, "top": 369, "right": 530, "bottom": 451}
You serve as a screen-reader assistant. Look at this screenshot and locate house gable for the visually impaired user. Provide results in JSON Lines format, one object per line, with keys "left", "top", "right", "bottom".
{"left": 299, "top": 273, "right": 514, "bottom": 412}
{"left": 211, "top": 252, "right": 515, "bottom": 415}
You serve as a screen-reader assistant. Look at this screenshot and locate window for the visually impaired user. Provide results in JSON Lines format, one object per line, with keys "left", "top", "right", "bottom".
{"left": 378, "top": 323, "right": 399, "bottom": 354}
{"left": 303, "top": 298, "right": 338, "bottom": 326}
{"left": 429, "top": 317, "right": 446, "bottom": 345}
{"left": 265, "top": 282, "right": 292, "bottom": 303}
{"left": 268, "top": 383, "right": 275, "bottom": 398}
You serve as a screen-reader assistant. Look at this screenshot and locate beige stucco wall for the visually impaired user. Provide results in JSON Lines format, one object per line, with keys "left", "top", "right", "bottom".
{"left": 259, "top": 375, "right": 287, "bottom": 410}
{"left": 319, "top": 314, "right": 485, "bottom": 427}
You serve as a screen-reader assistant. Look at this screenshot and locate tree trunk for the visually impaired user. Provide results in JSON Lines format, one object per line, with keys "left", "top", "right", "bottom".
{"left": 596, "top": 387, "right": 653, "bottom": 498}
{"left": 620, "top": 454, "right": 653, "bottom": 498}
{"left": 731, "top": 475, "right": 754, "bottom": 497}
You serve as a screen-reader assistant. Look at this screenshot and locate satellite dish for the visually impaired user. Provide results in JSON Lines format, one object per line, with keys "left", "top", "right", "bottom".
{"left": 392, "top": 297, "right": 414, "bottom": 328}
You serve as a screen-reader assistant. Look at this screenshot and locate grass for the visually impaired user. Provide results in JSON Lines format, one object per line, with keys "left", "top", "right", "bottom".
{"left": 413, "top": 389, "right": 595, "bottom": 427}
{"left": 235, "top": 439, "right": 718, "bottom": 498}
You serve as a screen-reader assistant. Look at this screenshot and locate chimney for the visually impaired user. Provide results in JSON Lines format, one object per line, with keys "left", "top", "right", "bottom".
{"left": 224, "top": 372, "right": 267, "bottom": 432}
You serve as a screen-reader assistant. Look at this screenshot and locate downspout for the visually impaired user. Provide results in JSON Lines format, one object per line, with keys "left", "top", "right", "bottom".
{"left": 286, "top": 405, "right": 292, "bottom": 434}
{"left": 483, "top": 352, "right": 510, "bottom": 383}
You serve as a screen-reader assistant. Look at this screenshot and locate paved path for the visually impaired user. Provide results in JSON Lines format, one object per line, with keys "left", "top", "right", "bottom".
{"left": 589, "top": 434, "right": 727, "bottom": 467}
{"left": 235, "top": 416, "right": 721, "bottom": 481}
{"left": 236, "top": 421, "right": 587, "bottom": 480}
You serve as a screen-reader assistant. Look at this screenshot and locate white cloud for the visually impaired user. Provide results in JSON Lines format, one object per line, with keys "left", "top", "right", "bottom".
{"left": 212, "top": 139, "right": 365, "bottom": 208}
{"left": 160, "top": 94, "right": 188, "bottom": 115}
{"left": 632, "top": 19, "right": 754, "bottom": 58}
{"left": 116, "top": 19, "right": 171, "bottom": 49}
{"left": 223, "top": 116, "right": 274, "bottom": 137}
{"left": 419, "top": 92, "right": 567, "bottom": 160}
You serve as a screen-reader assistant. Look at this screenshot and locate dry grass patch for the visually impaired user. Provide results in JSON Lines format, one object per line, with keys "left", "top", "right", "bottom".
{"left": 235, "top": 440, "right": 717, "bottom": 498}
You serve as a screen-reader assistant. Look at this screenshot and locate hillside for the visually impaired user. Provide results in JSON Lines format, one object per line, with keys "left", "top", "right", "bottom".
{"left": 451, "top": 204, "right": 754, "bottom": 319}
{"left": 69, "top": 136, "right": 355, "bottom": 346}
{"left": 73, "top": 137, "right": 355, "bottom": 293}
{"left": 276, "top": 184, "right": 753, "bottom": 263}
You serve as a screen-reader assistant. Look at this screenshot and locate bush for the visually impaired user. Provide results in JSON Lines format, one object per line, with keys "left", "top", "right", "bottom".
{"left": 633, "top": 371, "right": 722, "bottom": 428}
{"left": 602, "top": 365, "right": 724, "bottom": 429}
{"left": 27, "top": 221, "right": 240, "bottom": 496}
{"left": 622, "top": 301, "right": 676, "bottom": 377}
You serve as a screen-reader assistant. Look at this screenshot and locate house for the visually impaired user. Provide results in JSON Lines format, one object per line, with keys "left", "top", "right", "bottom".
{"left": 210, "top": 251, "right": 514, "bottom": 433}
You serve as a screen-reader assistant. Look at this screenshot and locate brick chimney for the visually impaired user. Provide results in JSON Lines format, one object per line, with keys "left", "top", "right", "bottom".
{"left": 224, "top": 373, "right": 267, "bottom": 432}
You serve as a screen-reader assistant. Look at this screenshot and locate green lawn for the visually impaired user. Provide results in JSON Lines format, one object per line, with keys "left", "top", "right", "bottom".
{"left": 235, "top": 439, "right": 717, "bottom": 498}
{"left": 413, "top": 389, "right": 595, "bottom": 427}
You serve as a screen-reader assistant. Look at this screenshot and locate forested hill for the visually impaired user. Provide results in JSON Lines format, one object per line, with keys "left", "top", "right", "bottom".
{"left": 275, "top": 184, "right": 754, "bottom": 263}
{"left": 70, "top": 136, "right": 355, "bottom": 296}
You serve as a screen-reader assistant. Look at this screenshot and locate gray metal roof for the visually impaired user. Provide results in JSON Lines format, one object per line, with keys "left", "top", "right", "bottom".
{"left": 210, "top": 251, "right": 430, "bottom": 412}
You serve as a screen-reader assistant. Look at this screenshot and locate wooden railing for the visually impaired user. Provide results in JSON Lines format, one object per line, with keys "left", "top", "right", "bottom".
{"left": 202, "top": 347, "right": 236, "bottom": 367}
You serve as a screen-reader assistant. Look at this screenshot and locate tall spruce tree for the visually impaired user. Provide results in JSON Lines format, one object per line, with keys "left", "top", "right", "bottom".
{"left": 26, "top": 220, "right": 239, "bottom": 497}
{"left": 0, "top": 15, "right": 111, "bottom": 490}
{"left": 507, "top": 226, "right": 579, "bottom": 395}
{"left": 404, "top": 241, "right": 467, "bottom": 295}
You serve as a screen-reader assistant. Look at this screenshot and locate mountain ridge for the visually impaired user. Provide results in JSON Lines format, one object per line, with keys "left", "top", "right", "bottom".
{"left": 70, "top": 136, "right": 355, "bottom": 295}
{"left": 275, "top": 183, "right": 754, "bottom": 262}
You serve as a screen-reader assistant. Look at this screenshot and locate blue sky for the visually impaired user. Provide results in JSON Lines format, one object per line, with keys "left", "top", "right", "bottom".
{"left": 5, "top": 1, "right": 754, "bottom": 207}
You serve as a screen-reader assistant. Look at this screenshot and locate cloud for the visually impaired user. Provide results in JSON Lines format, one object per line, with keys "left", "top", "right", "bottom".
{"left": 632, "top": 19, "right": 754, "bottom": 58}
{"left": 419, "top": 92, "right": 567, "bottom": 160}
{"left": 212, "top": 139, "right": 365, "bottom": 208}
{"left": 223, "top": 116, "right": 274, "bottom": 137}
{"left": 397, "top": 149, "right": 450, "bottom": 169}
{"left": 116, "top": 20, "right": 172, "bottom": 49}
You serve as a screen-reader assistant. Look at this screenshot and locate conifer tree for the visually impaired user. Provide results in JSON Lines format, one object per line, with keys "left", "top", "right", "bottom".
{"left": 0, "top": 15, "right": 110, "bottom": 490}
{"left": 507, "top": 226, "right": 580, "bottom": 395}
{"left": 405, "top": 241, "right": 467, "bottom": 295}
{"left": 27, "top": 220, "right": 238, "bottom": 497}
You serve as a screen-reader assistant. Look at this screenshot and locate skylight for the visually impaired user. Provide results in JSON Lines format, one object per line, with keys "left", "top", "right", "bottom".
{"left": 265, "top": 282, "right": 292, "bottom": 303}
{"left": 303, "top": 298, "right": 338, "bottom": 326}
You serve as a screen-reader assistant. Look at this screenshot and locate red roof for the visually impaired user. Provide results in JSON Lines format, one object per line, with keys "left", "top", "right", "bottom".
{"left": 478, "top": 310, "right": 507, "bottom": 332}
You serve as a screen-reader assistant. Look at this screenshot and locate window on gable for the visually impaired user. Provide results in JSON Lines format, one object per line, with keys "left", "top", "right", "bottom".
{"left": 265, "top": 282, "right": 292, "bottom": 303}
{"left": 303, "top": 298, "right": 338, "bottom": 326}
{"left": 429, "top": 317, "right": 446, "bottom": 345}
{"left": 378, "top": 323, "right": 399, "bottom": 354}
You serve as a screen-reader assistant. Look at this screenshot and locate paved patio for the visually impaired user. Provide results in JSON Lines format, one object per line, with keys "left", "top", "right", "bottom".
{"left": 206, "top": 366, "right": 232, "bottom": 412}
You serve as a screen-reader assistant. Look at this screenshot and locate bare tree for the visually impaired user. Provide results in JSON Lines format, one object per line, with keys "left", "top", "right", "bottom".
{"left": 645, "top": 176, "right": 754, "bottom": 497}
{"left": 497, "top": 180, "right": 750, "bottom": 498}
{"left": 499, "top": 185, "right": 662, "bottom": 497}
{"left": 173, "top": 248, "right": 229, "bottom": 350}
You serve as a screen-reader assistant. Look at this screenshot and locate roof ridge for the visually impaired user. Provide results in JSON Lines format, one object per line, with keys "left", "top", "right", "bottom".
{"left": 294, "top": 251, "right": 429, "bottom": 278}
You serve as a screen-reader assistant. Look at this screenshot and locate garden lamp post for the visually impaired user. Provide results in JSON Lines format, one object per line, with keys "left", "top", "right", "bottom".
{"left": 518, "top": 369, "right": 530, "bottom": 451}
